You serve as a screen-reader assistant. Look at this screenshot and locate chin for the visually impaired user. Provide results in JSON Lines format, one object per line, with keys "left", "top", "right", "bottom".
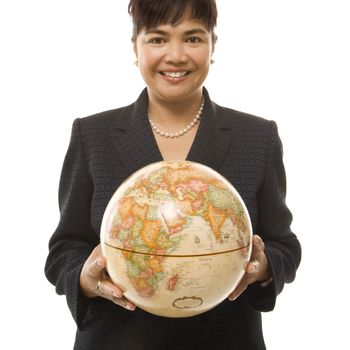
{"left": 158, "top": 87, "right": 203, "bottom": 102}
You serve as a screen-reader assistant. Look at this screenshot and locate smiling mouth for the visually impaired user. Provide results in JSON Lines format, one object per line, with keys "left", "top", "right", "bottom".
{"left": 160, "top": 71, "right": 191, "bottom": 78}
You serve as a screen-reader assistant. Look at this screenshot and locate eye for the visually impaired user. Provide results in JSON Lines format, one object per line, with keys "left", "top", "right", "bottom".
{"left": 186, "top": 37, "right": 203, "bottom": 44}
{"left": 147, "top": 37, "right": 166, "bottom": 44}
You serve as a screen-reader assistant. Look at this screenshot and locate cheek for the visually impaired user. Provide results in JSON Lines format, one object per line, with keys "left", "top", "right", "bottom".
{"left": 196, "top": 58, "right": 211, "bottom": 77}
{"left": 138, "top": 50, "right": 160, "bottom": 71}
{"left": 191, "top": 48, "right": 212, "bottom": 67}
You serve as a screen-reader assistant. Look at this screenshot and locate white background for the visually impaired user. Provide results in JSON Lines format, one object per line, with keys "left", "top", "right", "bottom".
{"left": 1, "top": 1, "right": 349, "bottom": 349}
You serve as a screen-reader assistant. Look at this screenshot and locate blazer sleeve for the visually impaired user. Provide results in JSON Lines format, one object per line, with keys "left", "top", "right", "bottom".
{"left": 247, "top": 121, "right": 302, "bottom": 312}
{"left": 44, "top": 118, "right": 101, "bottom": 330}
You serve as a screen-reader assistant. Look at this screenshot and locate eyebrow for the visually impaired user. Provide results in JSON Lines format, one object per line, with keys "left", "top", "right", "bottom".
{"left": 144, "top": 28, "right": 207, "bottom": 36}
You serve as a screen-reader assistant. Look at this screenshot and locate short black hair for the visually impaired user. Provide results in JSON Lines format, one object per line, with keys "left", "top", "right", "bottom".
{"left": 128, "top": 0, "right": 217, "bottom": 42}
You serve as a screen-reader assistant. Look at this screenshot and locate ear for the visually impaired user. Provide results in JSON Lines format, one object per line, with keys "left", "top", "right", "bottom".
{"left": 210, "top": 44, "right": 215, "bottom": 59}
{"left": 211, "top": 33, "right": 217, "bottom": 55}
{"left": 133, "top": 42, "right": 138, "bottom": 58}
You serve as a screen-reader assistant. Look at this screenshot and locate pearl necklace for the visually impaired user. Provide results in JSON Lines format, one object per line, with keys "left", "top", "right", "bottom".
{"left": 149, "top": 97, "right": 205, "bottom": 138}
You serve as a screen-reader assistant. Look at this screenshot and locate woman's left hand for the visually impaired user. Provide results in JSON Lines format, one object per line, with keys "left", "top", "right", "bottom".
{"left": 228, "top": 234, "right": 271, "bottom": 301}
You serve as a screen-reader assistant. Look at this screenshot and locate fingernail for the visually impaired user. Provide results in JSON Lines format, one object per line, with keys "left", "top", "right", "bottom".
{"left": 97, "top": 258, "right": 104, "bottom": 267}
{"left": 112, "top": 291, "right": 122, "bottom": 298}
{"left": 126, "top": 304, "right": 135, "bottom": 311}
{"left": 249, "top": 264, "right": 256, "bottom": 273}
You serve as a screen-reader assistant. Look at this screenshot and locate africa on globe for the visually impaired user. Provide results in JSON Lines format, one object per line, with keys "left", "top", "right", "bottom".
{"left": 100, "top": 161, "right": 252, "bottom": 317}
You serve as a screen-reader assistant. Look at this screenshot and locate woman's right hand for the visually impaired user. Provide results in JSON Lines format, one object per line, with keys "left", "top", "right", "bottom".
{"left": 79, "top": 244, "right": 136, "bottom": 311}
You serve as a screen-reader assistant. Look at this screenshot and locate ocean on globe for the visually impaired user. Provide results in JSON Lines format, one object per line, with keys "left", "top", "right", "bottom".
{"left": 100, "top": 160, "right": 252, "bottom": 317}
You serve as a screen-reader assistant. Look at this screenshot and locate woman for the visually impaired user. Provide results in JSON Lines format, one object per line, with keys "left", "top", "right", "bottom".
{"left": 45, "top": 0, "right": 301, "bottom": 349}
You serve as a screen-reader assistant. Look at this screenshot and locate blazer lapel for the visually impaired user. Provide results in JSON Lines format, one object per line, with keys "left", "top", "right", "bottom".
{"left": 112, "top": 87, "right": 236, "bottom": 175}
{"left": 187, "top": 88, "right": 236, "bottom": 172}
{"left": 112, "top": 88, "right": 163, "bottom": 175}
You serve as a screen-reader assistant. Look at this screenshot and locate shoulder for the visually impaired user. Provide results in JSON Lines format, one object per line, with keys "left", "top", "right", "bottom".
{"left": 65, "top": 103, "right": 136, "bottom": 161}
{"left": 74, "top": 102, "right": 135, "bottom": 132}
{"left": 214, "top": 102, "right": 277, "bottom": 138}
{"left": 215, "top": 103, "right": 273, "bottom": 128}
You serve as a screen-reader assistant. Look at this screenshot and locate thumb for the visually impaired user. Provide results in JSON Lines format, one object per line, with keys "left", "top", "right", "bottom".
{"left": 251, "top": 235, "right": 265, "bottom": 259}
{"left": 89, "top": 256, "right": 106, "bottom": 276}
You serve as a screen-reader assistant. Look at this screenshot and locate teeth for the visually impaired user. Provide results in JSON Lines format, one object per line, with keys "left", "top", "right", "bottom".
{"left": 163, "top": 71, "right": 187, "bottom": 78}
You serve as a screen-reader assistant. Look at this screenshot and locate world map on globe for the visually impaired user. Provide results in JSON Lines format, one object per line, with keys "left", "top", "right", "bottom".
{"left": 101, "top": 161, "right": 252, "bottom": 317}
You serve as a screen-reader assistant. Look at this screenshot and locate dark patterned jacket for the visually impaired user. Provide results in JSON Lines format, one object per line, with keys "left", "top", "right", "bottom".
{"left": 45, "top": 88, "right": 301, "bottom": 350}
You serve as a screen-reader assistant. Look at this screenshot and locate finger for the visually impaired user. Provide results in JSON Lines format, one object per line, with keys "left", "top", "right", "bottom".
{"left": 253, "top": 235, "right": 265, "bottom": 250}
{"left": 111, "top": 295, "right": 136, "bottom": 311}
{"left": 97, "top": 280, "right": 136, "bottom": 311}
{"left": 89, "top": 244, "right": 102, "bottom": 260}
{"left": 251, "top": 235, "right": 265, "bottom": 259}
{"left": 99, "top": 279, "right": 124, "bottom": 298}
{"left": 246, "top": 260, "right": 260, "bottom": 274}
{"left": 247, "top": 256, "right": 272, "bottom": 286}
{"left": 89, "top": 256, "right": 106, "bottom": 277}
{"left": 228, "top": 277, "right": 248, "bottom": 301}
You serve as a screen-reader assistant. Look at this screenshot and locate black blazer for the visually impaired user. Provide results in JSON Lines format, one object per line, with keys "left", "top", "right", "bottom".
{"left": 45, "top": 88, "right": 301, "bottom": 350}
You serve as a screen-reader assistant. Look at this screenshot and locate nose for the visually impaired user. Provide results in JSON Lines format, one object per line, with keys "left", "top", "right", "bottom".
{"left": 165, "top": 41, "right": 187, "bottom": 65}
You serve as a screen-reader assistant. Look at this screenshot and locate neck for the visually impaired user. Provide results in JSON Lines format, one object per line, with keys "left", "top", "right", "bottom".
{"left": 147, "top": 89, "right": 204, "bottom": 128}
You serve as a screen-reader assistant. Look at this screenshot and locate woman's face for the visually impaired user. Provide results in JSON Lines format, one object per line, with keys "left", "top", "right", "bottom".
{"left": 134, "top": 16, "right": 214, "bottom": 102}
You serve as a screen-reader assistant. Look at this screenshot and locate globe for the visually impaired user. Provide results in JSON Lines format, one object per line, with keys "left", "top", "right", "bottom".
{"left": 101, "top": 160, "right": 252, "bottom": 317}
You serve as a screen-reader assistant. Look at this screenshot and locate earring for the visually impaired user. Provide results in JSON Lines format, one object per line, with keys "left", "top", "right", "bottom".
{"left": 134, "top": 60, "right": 138, "bottom": 67}
{"left": 210, "top": 59, "right": 215, "bottom": 64}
